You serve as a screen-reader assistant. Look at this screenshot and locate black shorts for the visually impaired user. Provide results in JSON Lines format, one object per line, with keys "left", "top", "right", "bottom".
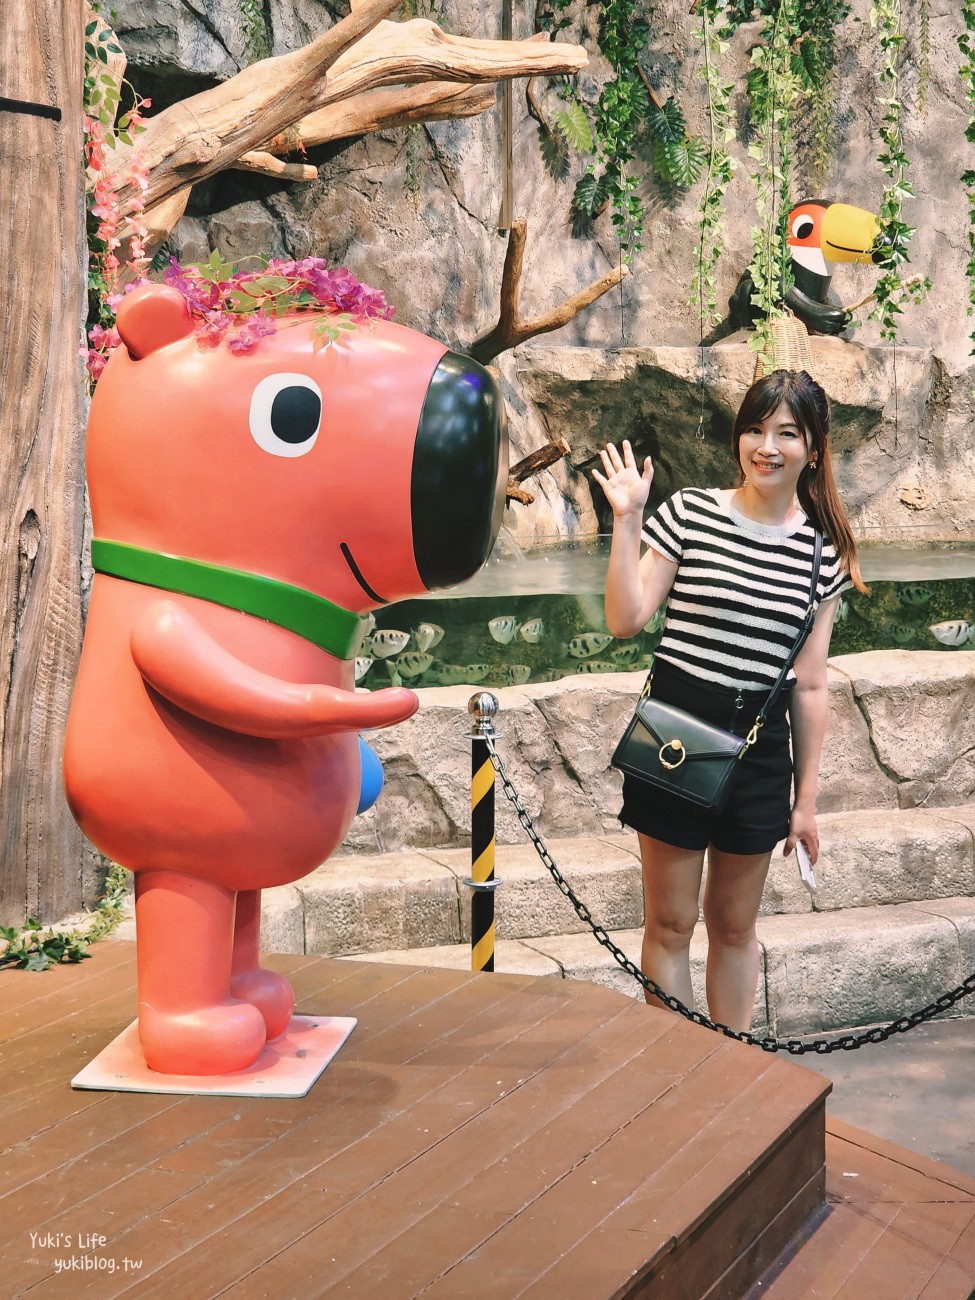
{"left": 618, "top": 659, "right": 794, "bottom": 856}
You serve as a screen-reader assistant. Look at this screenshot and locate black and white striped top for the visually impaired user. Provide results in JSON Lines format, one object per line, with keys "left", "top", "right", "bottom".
{"left": 643, "top": 488, "right": 852, "bottom": 690}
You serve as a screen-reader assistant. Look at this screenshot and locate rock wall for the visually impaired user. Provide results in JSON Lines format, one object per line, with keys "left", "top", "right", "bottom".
{"left": 112, "top": 0, "right": 975, "bottom": 540}
{"left": 339, "top": 650, "right": 975, "bottom": 856}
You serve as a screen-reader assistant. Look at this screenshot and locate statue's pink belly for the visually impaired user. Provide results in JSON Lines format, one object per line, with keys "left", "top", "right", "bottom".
{"left": 63, "top": 595, "right": 359, "bottom": 889}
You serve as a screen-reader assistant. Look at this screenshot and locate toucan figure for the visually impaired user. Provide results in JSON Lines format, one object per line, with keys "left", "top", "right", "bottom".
{"left": 729, "top": 200, "right": 882, "bottom": 335}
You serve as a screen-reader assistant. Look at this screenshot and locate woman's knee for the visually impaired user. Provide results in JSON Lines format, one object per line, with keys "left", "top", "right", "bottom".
{"left": 703, "top": 908, "right": 757, "bottom": 950}
{"left": 645, "top": 906, "right": 698, "bottom": 952}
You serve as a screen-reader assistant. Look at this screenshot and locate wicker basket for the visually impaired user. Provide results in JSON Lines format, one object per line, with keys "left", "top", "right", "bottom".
{"left": 753, "top": 311, "right": 813, "bottom": 381}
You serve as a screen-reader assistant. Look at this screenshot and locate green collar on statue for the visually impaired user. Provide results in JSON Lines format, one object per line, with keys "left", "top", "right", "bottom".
{"left": 91, "top": 539, "right": 367, "bottom": 661}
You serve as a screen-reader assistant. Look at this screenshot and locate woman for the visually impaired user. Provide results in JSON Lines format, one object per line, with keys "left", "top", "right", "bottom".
{"left": 594, "top": 369, "right": 866, "bottom": 1031}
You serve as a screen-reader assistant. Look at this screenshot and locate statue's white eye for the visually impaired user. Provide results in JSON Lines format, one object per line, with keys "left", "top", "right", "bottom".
{"left": 249, "top": 373, "right": 322, "bottom": 458}
{"left": 791, "top": 215, "right": 815, "bottom": 241}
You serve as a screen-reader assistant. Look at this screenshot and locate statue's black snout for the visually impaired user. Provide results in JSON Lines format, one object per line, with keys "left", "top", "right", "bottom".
{"left": 411, "top": 352, "right": 508, "bottom": 590}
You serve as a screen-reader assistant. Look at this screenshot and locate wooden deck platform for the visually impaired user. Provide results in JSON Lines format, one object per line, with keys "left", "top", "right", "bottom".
{"left": 0, "top": 942, "right": 970, "bottom": 1297}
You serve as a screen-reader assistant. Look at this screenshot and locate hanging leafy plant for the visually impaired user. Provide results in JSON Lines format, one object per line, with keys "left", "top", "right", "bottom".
{"left": 646, "top": 97, "right": 708, "bottom": 189}
{"left": 241, "top": 0, "right": 272, "bottom": 64}
{"left": 793, "top": 0, "right": 850, "bottom": 188}
{"left": 958, "top": 0, "right": 975, "bottom": 354}
{"left": 83, "top": 7, "right": 152, "bottom": 381}
{"left": 691, "top": 0, "right": 737, "bottom": 329}
{"left": 546, "top": 0, "right": 705, "bottom": 258}
{"left": 744, "top": 0, "right": 802, "bottom": 355}
{"left": 869, "top": 0, "right": 930, "bottom": 342}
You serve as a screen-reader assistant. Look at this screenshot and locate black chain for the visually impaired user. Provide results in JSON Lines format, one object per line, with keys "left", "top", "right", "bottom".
{"left": 484, "top": 735, "right": 975, "bottom": 1054}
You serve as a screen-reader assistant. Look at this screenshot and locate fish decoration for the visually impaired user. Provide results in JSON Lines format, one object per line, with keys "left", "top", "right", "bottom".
{"left": 394, "top": 651, "right": 434, "bottom": 679}
{"left": 834, "top": 597, "right": 848, "bottom": 622}
{"left": 635, "top": 654, "right": 655, "bottom": 672}
{"left": 363, "top": 612, "right": 377, "bottom": 637}
{"left": 505, "top": 664, "right": 532, "bottom": 686}
{"left": 433, "top": 663, "right": 491, "bottom": 686}
{"left": 897, "top": 582, "right": 935, "bottom": 607}
{"left": 930, "top": 620, "right": 975, "bottom": 647}
{"left": 369, "top": 629, "right": 411, "bottom": 659}
{"left": 518, "top": 618, "right": 545, "bottom": 643}
{"left": 386, "top": 664, "right": 403, "bottom": 686}
{"left": 414, "top": 622, "right": 444, "bottom": 653}
{"left": 575, "top": 660, "right": 617, "bottom": 673}
{"left": 890, "top": 622, "right": 916, "bottom": 645}
{"left": 354, "top": 657, "right": 373, "bottom": 683}
{"left": 488, "top": 615, "right": 520, "bottom": 645}
{"left": 563, "top": 632, "right": 614, "bottom": 659}
{"left": 611, "top": 643, "right": 643, "bottom": 666}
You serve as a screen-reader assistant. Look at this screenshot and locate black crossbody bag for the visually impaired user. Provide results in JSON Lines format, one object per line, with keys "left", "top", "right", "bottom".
{"left": 611, "top": 531, "right": 823, "bottom": 813}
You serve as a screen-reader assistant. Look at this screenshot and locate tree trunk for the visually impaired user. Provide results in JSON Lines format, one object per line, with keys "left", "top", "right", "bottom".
{"left": 0, "top": 0, "right": 94, "bottom": 922}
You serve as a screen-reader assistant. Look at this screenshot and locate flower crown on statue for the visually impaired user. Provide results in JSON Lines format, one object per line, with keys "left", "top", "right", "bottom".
{"left": 85, "top": 253, "right": 395, "bottom": 381}
{"left": 162, "top": 252, "right": 395, "bottom": 352}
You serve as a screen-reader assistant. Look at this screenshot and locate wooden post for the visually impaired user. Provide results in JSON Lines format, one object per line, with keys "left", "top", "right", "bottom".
{"left": 499, "top": 0, "right": 513, "bottom": 230}
{"left": 0, "top": 0, "right": 94, "bottom": 922}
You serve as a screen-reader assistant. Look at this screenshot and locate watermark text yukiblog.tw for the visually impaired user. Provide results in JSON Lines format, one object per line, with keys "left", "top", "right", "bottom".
{"left": 29, "top": 1231, "right": 142, "bottom": 1275}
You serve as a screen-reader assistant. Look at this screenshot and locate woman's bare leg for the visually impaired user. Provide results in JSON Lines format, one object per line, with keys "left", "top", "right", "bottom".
{"left": 702, "top": 847, "right": 773, "bottom": 1031}
{"left": 636, "top": 833, "right": 706, "bottom": 1011}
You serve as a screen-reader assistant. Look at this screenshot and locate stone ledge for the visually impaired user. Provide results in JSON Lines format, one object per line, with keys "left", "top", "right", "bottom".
{"left": 263, "top": 806, "right": 975, "bottom": 958}
{"left": 759, "top": 898, "right": 975, "bottom": 1035}
{"left": 336, "top": 896, "right": 975, "bottom": 1039}
{"left": 336, "top": 652, "right": 975, "bottom": 856}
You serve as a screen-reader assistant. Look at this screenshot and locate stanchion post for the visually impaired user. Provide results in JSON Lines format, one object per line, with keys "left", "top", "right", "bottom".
{"left": 465, "top": 692, "right": 500, "bottom": 973}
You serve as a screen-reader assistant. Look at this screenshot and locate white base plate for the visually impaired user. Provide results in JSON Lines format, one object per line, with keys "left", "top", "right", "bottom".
{"left": 70, "top": 1015, "right": 356, "bottom": 1098}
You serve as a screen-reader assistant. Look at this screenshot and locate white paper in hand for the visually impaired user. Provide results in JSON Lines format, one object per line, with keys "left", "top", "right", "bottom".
{"left": 796, "top": 840, "right": 816, "bottom": 894}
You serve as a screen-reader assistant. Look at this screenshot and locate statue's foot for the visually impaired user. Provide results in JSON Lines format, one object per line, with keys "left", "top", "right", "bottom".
{"left": 138, "top": 1000, "right": 267, "bottom": 1075}
{"left": 230, "top": 968, "right": 295, "bottom": 1042}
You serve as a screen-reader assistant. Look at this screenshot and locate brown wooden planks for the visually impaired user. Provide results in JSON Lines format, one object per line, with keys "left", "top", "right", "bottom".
{"left": 754, "top": 1118, "right": 975, "bottom": 1297}
{"left": 9, "top": 946, "right": 971, "bottom": 1299}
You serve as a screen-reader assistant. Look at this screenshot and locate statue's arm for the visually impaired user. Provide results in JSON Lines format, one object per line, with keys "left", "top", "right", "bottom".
{"left": 130, "top": 599, "right": 418, "bottom": 738}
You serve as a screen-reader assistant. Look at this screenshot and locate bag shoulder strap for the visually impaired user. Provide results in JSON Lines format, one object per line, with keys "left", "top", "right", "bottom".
{"left": 752, "top": 529, "right": 823, "bottom": 731}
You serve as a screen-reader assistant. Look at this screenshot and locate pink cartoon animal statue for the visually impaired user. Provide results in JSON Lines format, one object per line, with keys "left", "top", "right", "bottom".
{"left": 64, "top": 282, "right": 507, "bottom": 1075}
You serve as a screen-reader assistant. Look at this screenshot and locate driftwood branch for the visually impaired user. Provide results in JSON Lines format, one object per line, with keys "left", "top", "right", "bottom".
{"left": 635, "top": 64, "right": 666, "bottom": 112}
{"left": 842, "top": 274, "right": 925, "bottom": 315}
{"left": 107, "top": 13, "right": 587, "bottom": 238}
{"left": 510, "top": 437, "right": 572, "bottom": 483}
{"left": 105, "top": 0, "right": 402, "bottom": 214}
{"left": 505, "top": 436, "right": 571, "bottom": 505}
{"left": 469, "top": 219, "right": 628, "bottom": 364}
{"left": 273, "top": 80, "right": 495, "bottom": 154}
{"left": 234, "top": 152, "right": 319, "bottom": 181}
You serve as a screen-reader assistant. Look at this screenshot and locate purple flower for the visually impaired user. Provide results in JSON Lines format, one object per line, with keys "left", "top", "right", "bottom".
{"left": 161, "top": 254, "right": 395, "bottom": 341}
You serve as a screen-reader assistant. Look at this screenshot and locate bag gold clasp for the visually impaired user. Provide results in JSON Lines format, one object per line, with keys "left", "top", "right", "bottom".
{"left": 659, "top": 739, "right": 686, "bottom": 770}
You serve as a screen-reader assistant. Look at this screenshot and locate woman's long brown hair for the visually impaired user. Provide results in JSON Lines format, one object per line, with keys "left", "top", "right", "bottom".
{"left": 731, "top": 369, "right": 867, "bottom": 593}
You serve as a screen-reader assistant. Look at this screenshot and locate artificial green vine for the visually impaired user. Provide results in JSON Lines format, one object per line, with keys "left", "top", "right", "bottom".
{"left": 797, "top": 0, "right": 851, "bottom": 189}
{"left": 869, "top": 0, "right": 930, "bottom": 342}
{"left": 958, "top": 0, "right": 975, "bottom": 354}
{"left": 692, "top": 0, "right": 737, "bottom": 328}
{"left": 0, "top": 864, "right": 129, "bottom": 972}
{"left": 568, "top": 2, "right": 705, "bottom": 259}
{"left": 242, "top": 0, "right": 272, "bottom": 64}
{"left": 744, "top": 0, "right": 801, "bottom": 355}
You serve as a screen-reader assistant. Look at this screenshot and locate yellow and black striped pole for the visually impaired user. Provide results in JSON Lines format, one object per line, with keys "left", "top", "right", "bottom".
{"left": 466, "top": 692, "right": 500, "bottom": 972}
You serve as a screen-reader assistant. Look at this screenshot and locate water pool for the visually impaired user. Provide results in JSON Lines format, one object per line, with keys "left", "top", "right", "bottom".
{"left": 360, "top": 538, "right": 975, "bottom": 690}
